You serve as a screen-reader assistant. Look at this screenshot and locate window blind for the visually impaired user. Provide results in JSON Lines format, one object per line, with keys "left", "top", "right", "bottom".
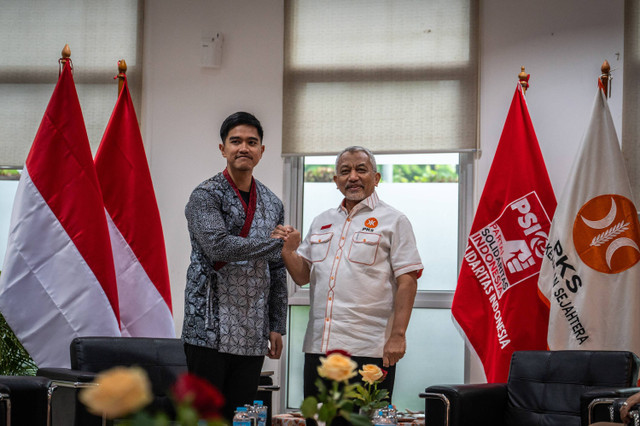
{"left": 0, "top": 0, "right": 143, "bottom": 167}
{"left": 282, "top": 0, "right": 478, "bottom": 156}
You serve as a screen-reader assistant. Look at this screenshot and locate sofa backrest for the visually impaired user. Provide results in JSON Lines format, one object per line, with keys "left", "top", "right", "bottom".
{"left": 505, "top": 350, "right": 640, "bottom": 426}
{"left": 70, "top": 336, "right": 187, "bottom": 397}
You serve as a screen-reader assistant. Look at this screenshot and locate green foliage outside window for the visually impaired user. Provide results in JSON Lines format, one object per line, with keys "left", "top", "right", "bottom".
{"left": 393, "top": 164, "right": 458, "bottom": 183}
{"left": 304, "top": 164, "right": 458, "bottom": 183}
{"left": 0, "top": 169, "right": 19, "bottom": 179}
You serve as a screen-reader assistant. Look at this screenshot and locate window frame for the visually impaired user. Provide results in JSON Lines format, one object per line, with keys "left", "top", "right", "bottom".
{"left": 279, "top": 151, "right": 475, "bottom": 412}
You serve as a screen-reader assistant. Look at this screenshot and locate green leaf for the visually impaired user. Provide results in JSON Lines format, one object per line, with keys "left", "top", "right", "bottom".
{"left": 341, "top": 411, "right": 372, "bottom": 426}
{"left": 301, "top": 396, "right": 319, "bottom": 418}
{"left": 318, "top": 401, "right": 337, "bottom": 422}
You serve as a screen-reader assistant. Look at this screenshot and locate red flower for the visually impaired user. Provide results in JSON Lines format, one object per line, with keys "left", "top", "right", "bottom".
{"left": 172, "top": 373, "right": 225, "bottom": 419}
{"left": 326, "top": 349, "right": 351, "bottom": 357}
{"left": 380, "top": 369, "right": 388, "bottom": 382}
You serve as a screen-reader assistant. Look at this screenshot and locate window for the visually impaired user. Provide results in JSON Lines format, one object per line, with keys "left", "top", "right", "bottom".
{"left": 282, "top": 0, "right": 478, "bottom": 413}
{"left": 0, "top": 170, "right": 20, "bottom": 271}
{"left": 284, "top": 153, "right": 473, "bottom": 412}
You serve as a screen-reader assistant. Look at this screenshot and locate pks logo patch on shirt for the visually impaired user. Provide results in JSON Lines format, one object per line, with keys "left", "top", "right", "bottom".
{"left": 320, "top": 224, "right": 332, "bottom": 230}
{"left": 362, "top": 217, "right": 378, "bottom": 232}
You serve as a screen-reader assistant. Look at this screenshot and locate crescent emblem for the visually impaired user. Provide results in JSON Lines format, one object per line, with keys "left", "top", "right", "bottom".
{"left": 581, "top": 197, "right": 617, "bottom": 229}
{"left": 605, "top": 237, "right": 640, "bottom": 269}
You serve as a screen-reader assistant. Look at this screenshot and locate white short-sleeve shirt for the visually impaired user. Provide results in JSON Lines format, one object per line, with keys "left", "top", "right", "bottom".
{"left": 297, "top": 191, "right": 423, "bottom": 358}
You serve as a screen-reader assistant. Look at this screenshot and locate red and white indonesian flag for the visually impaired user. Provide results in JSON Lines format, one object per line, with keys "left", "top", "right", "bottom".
{"left": 452, "top": 85, "right": 556, "bottom": 382}
{"left": 538, "top": 84, "right": 640, "bottom": 353}
{"left": 95, "top": 77, "right": 174, "bottom": 337}
{"left": 0, "top": 61, "right": 121, "bottom": 368}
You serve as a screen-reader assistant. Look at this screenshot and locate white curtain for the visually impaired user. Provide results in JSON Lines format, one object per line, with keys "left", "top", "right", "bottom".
{"left": 283, "top": 0, "right": 478, "bottom": 156}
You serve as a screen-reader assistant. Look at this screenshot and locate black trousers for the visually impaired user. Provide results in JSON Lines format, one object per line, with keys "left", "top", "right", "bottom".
{"left": 303, "top": 353, "right": 397, "bottom": 402}
{"left": 184, "top": 343, "right": 264, "bottom": 422}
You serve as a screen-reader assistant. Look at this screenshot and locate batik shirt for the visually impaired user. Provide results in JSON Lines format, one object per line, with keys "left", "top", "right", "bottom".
{"left": 297, "top": 191, "right": 423, "bottom": 358}
{"left": 182, "top": 171, "right": 287, "bottom": 356}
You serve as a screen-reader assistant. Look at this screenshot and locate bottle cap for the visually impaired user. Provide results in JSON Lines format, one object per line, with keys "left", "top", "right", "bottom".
{"left": 237, "top": 407, "right": 247, "bottom": 412}
{"left": 253, "top": 400, "right": 264, "bottom": 405}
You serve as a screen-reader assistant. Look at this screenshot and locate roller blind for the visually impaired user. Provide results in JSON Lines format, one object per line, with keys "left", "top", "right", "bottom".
{"left": 0, "top": 0, "right": 143, "bottom": 167}
{"left": 283, "top": 0, "right": 478, "bottom": 156}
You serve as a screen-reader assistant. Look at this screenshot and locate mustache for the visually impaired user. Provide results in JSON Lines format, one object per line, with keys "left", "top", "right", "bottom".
{"left": 346, "top": 183, "right": 363, "bottom": 189}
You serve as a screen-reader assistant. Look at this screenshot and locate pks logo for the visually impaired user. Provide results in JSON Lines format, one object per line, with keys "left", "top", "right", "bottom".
{"left": 573, "top": 194, "right": 640, "bottom": 274}
{"left": 362, "top": 217, "right": 378, "bottom": 232}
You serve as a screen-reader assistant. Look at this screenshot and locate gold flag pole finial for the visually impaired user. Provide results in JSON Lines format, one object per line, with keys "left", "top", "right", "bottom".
{"left": 518, "top": 66, "right": 530, "bottom": 93}
{"left": 59, "top": 44, "right": 72, "bottom": 75}
{"left": 116, "top": 59, "right": 127, "bottom": 95}
{"left": 600, "top": 60, "right": 611, "bottom": 98}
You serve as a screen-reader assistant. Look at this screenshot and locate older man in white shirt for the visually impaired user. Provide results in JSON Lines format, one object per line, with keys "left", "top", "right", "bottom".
{"left": 276, "top": 146, "right": 423, "bottom": 400}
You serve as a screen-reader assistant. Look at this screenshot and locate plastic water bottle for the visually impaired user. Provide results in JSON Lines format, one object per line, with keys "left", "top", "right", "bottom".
{"left": 244, "top": 404, "right": 257, "bottom": 426}
{"left": 372, "top": 409, "right": 392, "bottom": 426}
{"left": 253, "top": 400, "right": 268, "bottom": 426}
{"left": 387, "top": 405, "right": 397, "bottom": 425}
{"left": 233, "top": 407, "right": 252, "bottom": 426}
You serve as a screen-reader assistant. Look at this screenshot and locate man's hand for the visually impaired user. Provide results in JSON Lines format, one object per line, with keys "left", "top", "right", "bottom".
{"left": 382, "top": 333, "right": 406, "bottom": 367}
{"left": 282, "top": 227, "right": 301, "bottom": 253}
{"left": 267, "top": 331, "right": 283, "bottom": 359}
{"left": 621, "top": 392, "right": 640, "bottom": 423}
{"left": 271, "top": 225, "right": 292, "bottom": 240}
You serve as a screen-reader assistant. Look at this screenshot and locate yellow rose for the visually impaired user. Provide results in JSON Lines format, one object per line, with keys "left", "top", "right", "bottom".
{"left": 359, "top": 364, "right": 383, "bottom": 385}
{"left": 79, "top": 366, "right": 153, "bottom": 419}
{"left": 317, "top": 353, "right": 358, "bottom": 382}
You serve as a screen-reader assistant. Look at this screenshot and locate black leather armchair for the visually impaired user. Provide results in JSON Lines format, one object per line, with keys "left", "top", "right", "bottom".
{"left": 420, "top": 350, "right": 640, "bottom": 426}
{"left": 38, "top": 336, "right": 278, "bottom": 426}
{"left": 0, "top": 375, "right": 52, "bottom": 426}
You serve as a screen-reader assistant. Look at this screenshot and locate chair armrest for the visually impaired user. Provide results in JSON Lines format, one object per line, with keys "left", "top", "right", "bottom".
{"left": 420, "top": 383, "right": 508, "bottom": 426}
{"left": 581, "top": 387, "right": 640, "bottom": 426}
{"left": 37, "top": 367, "right": 97, "bottom": 388}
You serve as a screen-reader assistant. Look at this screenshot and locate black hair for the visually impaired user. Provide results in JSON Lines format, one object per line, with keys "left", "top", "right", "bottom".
{"left": 219, "top": 111, "right": 263, "bottom": 143}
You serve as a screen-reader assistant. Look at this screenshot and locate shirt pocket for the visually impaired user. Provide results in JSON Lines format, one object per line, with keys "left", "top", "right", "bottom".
{"left": 308, "top": 232, "right": 333, "bottom": 262}
{"left": 348, "top": 232, "right": 381, "bottom": 265}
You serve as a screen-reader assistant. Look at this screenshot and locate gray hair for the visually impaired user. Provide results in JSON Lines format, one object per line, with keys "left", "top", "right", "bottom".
{"left": 334, "top": 146, "right": 377, "bottom": 174}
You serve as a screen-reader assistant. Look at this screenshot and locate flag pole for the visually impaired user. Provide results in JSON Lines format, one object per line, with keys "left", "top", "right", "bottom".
{"left": 600, "top": 60, "right": 611, "bottom": 98}
{"left": 518, "top": 66, "right": 530, "bottom": 94}
{"left": 116, "top": 59, "right": 127, "bottom": 95}
{"left": 59, "top": 44, "right": 71, "bottom": 75}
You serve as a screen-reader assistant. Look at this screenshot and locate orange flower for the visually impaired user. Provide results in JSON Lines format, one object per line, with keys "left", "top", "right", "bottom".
{"left": 79, "top": 366, "right": 153, "bottom": 419}
{"left": 317, "top": 352, "right": 358, "bottom": 382}
{"left": 359, "top": 364, "right": 385, "bottom": 385}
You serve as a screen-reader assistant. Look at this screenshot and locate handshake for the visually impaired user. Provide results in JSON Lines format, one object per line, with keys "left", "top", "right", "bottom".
{"left": 271, "top": 225, "right": 301, "bottom": 252}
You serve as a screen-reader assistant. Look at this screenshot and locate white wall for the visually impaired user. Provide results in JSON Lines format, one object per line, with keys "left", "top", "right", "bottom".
{"left": 473, "top": 0, "right": 624, "bottom": 381}
{"left": 142, "top": 0, "right": 284, "bottom": 338}
{"left": 142, "top": 0, "right": 625, "bottom": 403}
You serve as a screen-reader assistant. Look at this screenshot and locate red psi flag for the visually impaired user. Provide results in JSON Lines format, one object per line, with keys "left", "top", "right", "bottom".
{"left": 0, "top": 60, "right": 121, "bottom": 368}
{"left": 452, "top": 85, "right": 557, "bottom": 382}
{"left": 95, "top": 76, "right": 174, "bottom": 337}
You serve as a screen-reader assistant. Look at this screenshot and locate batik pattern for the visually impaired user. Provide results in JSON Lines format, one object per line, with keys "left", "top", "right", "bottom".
{"left": 182, "top": 172, "right": 287, "bottom": 355}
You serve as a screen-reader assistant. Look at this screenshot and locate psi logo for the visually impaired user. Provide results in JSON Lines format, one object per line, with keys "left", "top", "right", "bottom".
{"left": 573, "top": 194, "right": 640, "bottom": 274}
